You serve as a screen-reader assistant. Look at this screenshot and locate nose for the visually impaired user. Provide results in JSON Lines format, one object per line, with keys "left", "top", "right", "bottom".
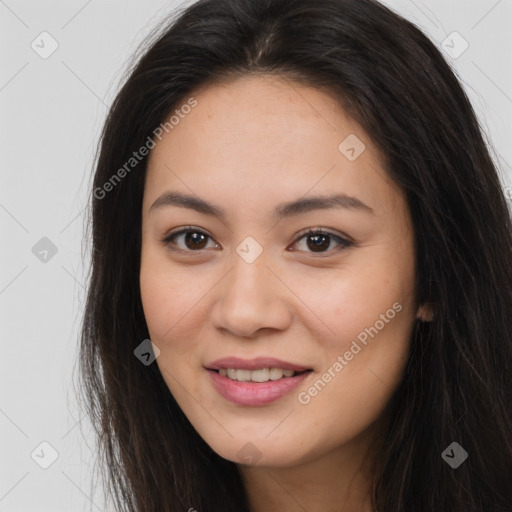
{"left": 210, "top": 250, "right": 292, "bottom": 338}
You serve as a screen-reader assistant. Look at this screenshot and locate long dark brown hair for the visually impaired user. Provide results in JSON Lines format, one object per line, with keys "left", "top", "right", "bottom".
{"left": 76, "top": 0, "right": 512, "bottom": 510}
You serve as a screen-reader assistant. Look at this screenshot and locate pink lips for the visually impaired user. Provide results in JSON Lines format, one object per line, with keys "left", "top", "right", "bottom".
{"left": 205, "top": 357, "right": 312, "bottom": 406}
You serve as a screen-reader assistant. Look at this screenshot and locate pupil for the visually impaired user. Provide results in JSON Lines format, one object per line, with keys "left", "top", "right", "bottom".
{"left": 307, "top": 234, "right": 329, "bottom": 252}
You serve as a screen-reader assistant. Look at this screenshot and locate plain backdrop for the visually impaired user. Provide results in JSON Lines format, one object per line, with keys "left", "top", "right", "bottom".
{"left": 1, "top": 0, "right": 511, "bottom": 510}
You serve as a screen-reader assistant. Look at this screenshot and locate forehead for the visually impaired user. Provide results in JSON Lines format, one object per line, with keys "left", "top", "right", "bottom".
{"left": 144, "top": 74, "right": 403, "bottom": 221}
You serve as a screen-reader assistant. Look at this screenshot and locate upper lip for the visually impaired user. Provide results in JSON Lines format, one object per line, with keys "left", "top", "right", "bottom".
{"left": 206, "top": 357, "right": 311, "bottom": 372}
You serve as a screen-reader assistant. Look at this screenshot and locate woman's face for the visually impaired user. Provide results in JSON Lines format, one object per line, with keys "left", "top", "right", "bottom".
{"left": 140, "top": 74, "right": 421, "bottom": 468}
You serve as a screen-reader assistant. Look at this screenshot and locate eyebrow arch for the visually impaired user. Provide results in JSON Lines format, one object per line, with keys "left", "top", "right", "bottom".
{"left": 149, "top": 191, "right": 374, "bottom": 219}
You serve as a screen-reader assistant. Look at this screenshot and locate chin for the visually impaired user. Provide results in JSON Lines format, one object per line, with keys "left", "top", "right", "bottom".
{"left": 200, "top": 431, "right": 311, "bottom": 468}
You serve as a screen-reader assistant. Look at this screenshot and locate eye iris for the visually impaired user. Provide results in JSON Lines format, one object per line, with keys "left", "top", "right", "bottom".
{"left": 307, "top": 233, "right": 330, "bottom": 252}
{"left": 185, "top": 231, "right": 208, "bottom": 250}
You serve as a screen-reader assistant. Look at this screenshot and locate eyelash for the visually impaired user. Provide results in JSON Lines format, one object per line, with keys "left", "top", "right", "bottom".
{"left": 160, "top": 226, "right": 353, "bottom": 256}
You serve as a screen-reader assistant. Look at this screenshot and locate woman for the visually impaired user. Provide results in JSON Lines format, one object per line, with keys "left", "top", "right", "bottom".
{"left": 78, "top": 0, "right": 512, "bottom": 510}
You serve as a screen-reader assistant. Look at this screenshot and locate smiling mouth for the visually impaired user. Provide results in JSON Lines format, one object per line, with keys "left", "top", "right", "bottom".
{"left": 209, "top": 368, "right": 312, "bottom": 383}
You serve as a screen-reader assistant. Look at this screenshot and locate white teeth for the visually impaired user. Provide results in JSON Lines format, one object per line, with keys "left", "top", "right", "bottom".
{"left": 269, "top": 367, "right": 284, "bottom": 380}
{"left": 251, "top": 368, "right": 269, "bottom": 382}
{"left": 236, "top": 369, "right": 251, "bottom": 382}
{"left": 218, "top": 367, "right": 301, "bottom": 382}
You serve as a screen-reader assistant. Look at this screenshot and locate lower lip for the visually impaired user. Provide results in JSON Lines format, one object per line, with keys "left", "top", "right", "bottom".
{"left": 207, "top": 369, "right": 311, "bottom": 406}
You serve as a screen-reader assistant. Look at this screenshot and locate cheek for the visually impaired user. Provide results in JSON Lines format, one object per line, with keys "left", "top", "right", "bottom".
{"left": 139, "top": 249, "right": 218, "bottom": 359}
{"left": 289, "top": 253, "right": 415, "bottom": 401}
{"left": 139, "top": 256, "right": 205, "bottom": 398}
{"left": 289, "top": 257, "right": 414, "bottom": 354}
{"left": 139, "top": 249, "right": 192, "bottom": 344}
{"left": 291, "top": 260, "right": 415, "bottom": 434}
{"left": 139, "top": 267, "right": 176, "bottom": 343}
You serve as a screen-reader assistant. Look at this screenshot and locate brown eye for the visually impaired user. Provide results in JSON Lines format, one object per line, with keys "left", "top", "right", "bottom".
{"left": 161, "top": 226, "right": 352, "bottom": 256}
{"left": 306, "top": 233, "right": 331, "bottom": 252}
{"left": 291, "top": 229, "right": 353, "bottom": 255}
{"left": 161, "top": 227, "right": 218, "bottom": 252}
{"left": 182, "top": 231, "right": 209, "bottom": 250}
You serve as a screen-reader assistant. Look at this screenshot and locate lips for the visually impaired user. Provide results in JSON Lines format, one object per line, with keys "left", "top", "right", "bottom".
{"left": 205, "top": 356, "right": 313, "bottom": 406}
{"left": 207, "top": 368, "right": 311, "bottom": 406}
{"left": 206, "top": 356, "right": 312, "bottom": 372}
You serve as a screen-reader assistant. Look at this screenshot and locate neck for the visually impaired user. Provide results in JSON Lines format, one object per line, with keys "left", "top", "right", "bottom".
{"left": 238, "top": 424, "right": 378, "bottom": 512}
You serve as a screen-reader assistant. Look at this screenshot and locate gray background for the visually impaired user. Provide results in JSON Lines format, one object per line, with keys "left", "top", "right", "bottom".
{"left": 1, "top": 0, "right": 511, "bottom": 510}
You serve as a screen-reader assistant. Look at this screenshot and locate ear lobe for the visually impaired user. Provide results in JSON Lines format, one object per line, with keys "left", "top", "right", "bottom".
{"left": 416, "top": 303, "right": 435, "bottom": 322}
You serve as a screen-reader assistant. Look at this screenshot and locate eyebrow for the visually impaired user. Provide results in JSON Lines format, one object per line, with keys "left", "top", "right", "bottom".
{"left": 149, "top": 191, "right": 374, "bottom": 219}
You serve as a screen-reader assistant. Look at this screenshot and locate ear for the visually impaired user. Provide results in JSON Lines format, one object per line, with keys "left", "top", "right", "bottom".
{"left": 416, "top": 303, "right": 435, "bottom": 322}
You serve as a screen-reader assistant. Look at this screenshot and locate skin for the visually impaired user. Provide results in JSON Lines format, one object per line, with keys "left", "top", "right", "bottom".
{"left": 139, "top": 74, "right": 429, "bottom": 512}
